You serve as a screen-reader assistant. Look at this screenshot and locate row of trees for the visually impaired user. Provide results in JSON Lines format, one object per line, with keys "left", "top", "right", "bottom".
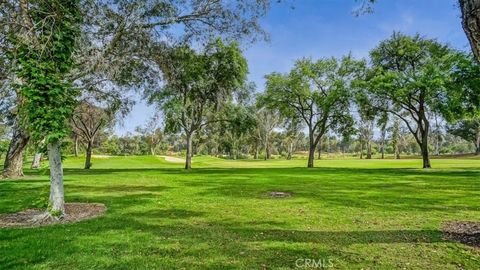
{"left": 1, "top": 0, "right": 479, "bottom": 218}
{"left": 0, "top": 0, "right": 272, "bottom": 217}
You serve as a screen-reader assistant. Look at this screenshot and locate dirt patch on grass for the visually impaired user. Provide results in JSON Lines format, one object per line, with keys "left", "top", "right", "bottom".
{"left": 268, "top": 191, "right": 292, "bottom": 198}
{"left": 0, "top": 203, "right": 106, "bottom": 228}
{"left": 441, "top": 221, "right": 480, "bottom": 248}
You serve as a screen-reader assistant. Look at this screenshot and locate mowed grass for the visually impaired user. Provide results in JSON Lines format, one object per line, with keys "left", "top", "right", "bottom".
{"left": 0, "top": 156, "right": 479, "bottom": 269}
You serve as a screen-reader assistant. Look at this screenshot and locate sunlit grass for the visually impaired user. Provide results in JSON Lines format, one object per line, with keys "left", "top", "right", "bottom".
{"left": 1, "top": 156, "right": 479, "bottom": 269}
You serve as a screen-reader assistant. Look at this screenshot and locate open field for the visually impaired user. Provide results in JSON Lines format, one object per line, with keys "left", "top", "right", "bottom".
{"left": 1, "top": 156, "right": 479, "bottom": 269}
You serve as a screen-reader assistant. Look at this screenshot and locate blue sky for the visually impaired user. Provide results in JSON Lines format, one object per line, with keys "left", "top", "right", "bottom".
{"left": 115, "top": 0, "right": 469, "bottom": 135}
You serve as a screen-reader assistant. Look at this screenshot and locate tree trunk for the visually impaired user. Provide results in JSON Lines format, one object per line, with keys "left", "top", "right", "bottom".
{"left": 31, "top": 153, "right": 42, "bottom": 169}
{"left": 317, "top": 138, "right": 322, "bottom": 160}
{"left": 287, "top": 141, "right": 293, "bottom": 160}
{"left": 360, "top": 142, "right": 364, "bottom": 159}
{"left": 263, "top": 141, "right": 268, "bottom": 161}
{"left": 307, "top": 134, "right": 315, "bottom": 168}
{"left": 84, "top": 140, "right": 93, "bottom": 169}
{"left": 395, "top": 146, "right": 400, "bottom": 159}
{"left": 475, "top": 127, "right": 480, "bottom": 155}
{"left": 420, "top": 133, "right": 431, "bottom": 169}
{"left": 459, "top": 0, "right": 480, "bottom": 63}
{"left": 254, "top": 145, "right": 259, "bottom": 159}
{"left": 185, "top": 132, "right": 193, "bottom": 170}
{"left": 48, "top": 140, "right": 65, "bottom": 215}
{"left": 2, "top": 126, "right": 29, "bottom": 178}
{"left": 366, "top": 141, "right": 372, "bottom": 159}
{"left": 74, "top": 135, "right": 79, "bottom": 157}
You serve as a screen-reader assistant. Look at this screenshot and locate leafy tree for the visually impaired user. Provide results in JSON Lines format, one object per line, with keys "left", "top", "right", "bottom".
{"left": 283, "top": 118, "right": 303, "bottom": 160}
{"left": 72, "top": 101, "right": 115, "bottom": 169}
{"left": 220, "top": 104, "right": 256, "bottom": 159}
{"left": 135, "top": 115, "right": 164, "bottom": 156}
{"left": 447, "top": 119, "right": 480, "bottom": 155}
{"left": 360, "top": 33, "right": 459, "bottom": 168}
{"left": 9, "top": 0, "right": 81, "bottom": 215}
{"left": 254, "top": 107, "right": 281, "bottom": 160}
{"left": 148, "top": 40, "right": 248, "bottom": 169}
{"left": 262, "top": 57, "right": 356, "bottom": 168}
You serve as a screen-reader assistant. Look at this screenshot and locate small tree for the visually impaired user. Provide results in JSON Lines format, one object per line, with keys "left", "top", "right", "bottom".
{"left": 135, "top": 115, "right": 164, "bottom": 156}
{"left": 262, "top": 57, "right": 356, "bottom": 168}
{"left": 72, "top": 101, "right": 114, "bottom": 169}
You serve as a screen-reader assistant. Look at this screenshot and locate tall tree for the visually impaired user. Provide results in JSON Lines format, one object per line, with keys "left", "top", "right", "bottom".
{"left": 148, "top": 40, "right": 248, "bottom": 169}
{"left": 262, "top": 57, "right": 356, "bottom": 168}
{"left": 360, "top": 33, "right": 458, "bottom": 168}
{"left": 10, "top": 0, "right": 81, "bottom": 216}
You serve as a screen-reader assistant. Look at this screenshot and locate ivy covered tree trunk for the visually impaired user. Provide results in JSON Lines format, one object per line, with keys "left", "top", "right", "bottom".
{"left": 2, "top": 126, "right": 29, "bottom": 178}
{"left": 84, "top": 140, "right": 93, "bottom": 169}
{"left": 31, "top": 153, "right": 42, "bottom": 169}
{"left": 48, "top": 140, "right": 65, "bottom": 215}
{"left": 185, "top": 132, "right": 193, "bottom": 170}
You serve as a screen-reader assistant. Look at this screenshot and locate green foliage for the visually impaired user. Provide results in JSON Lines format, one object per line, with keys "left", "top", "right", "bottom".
{"left": 10, "top": 0, "right": 81, "bottom": 144}
{"left": 262, "top": 56, "right": 356, "bottom": 138}
{"left": 149, "top": 39, "right": 248, "bottom": 135}
{"left": 442, "top": 52, "right": 480, "bottom": 121}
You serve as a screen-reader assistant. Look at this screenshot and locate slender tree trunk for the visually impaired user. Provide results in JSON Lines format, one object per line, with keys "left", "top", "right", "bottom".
{"left": 48, "top": 140, "right": 65, "bottom": 215}
{"left": 31, "top": 153, "right": 42, "bottom": 169}
{"left": 475, "top": 127, "right": 480, "bottom": 155}
{"left": 185, "top": 132, "right": 193, "bottom": 170}
{"left": 360, "top": 142, "right": 364, "bottom": 159}
{"left": 366, "top": 141, "right": 372, "bottom": 159}
{"left": 263, "top": 140, "right": 268, "bottom": 161}
{"left": 84, "top": 140, "right": 93, "bottom": 169}
{"left": 254, "top": 145, "right": 259, "bottom": 159}
{"left": 395, "top": 143, "right": 401, "bottom": 159}
{"left": 74, "top": 135, "right": 79, "bottom": 157}
{"left": 150, "top": 147, "right": 155, "bottom": 156}
{"left": 307, "top": 133, "right": 315, "bottom": 168}
{"left": 420, "top": 132, "right": 431, "bottom": 169}
{"left": 2, "top": 126, "right": 29, "bottom": 178}
{"left": 317, "top": 137, "right": 322, "bottom": 160}
{"left": 287, "top": 141, "right": 293, "bottom": 160}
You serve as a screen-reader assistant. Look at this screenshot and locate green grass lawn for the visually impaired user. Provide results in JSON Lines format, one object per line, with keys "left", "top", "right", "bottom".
{"left": 1, "top": 156, "right": 479, "bottom": 269}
